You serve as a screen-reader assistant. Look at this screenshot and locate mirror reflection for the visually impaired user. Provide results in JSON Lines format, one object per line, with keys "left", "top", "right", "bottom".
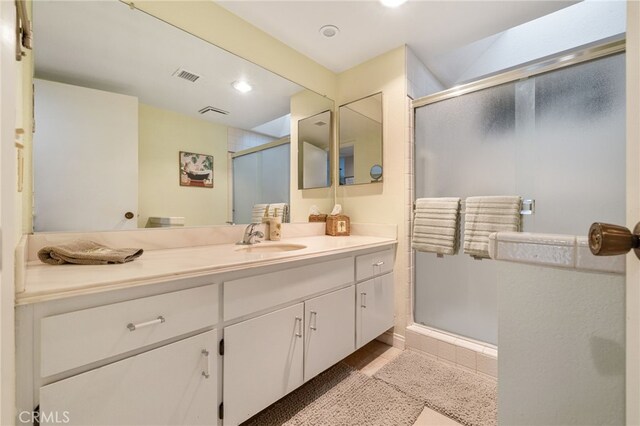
{"left": 339, "top": 93, "right": 383, "bottom": 185}
{"left": 298, "top": 110, "right": 332, "bottom": 189}
{"left": 32, "top": 0, "right": 332, "bottom": 232}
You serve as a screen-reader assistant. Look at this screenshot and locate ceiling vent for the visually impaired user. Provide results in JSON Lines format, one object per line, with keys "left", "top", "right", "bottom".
{"left": 199, "top": 106, "right": 229, "bottom": 116}
{"left": 314, "top": 121, "right": 327, "bottom": 126}
{"left": 173, "top": 68, "right": 201, "bottom": 83}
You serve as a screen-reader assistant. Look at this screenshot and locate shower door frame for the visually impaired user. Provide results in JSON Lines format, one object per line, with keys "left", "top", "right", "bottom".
{"left": 409, "top": 36, "right": 640, "bottom": 419}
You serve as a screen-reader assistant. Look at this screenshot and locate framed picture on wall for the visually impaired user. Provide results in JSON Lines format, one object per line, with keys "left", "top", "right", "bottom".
{"left": 179, "top": 151, "right": 213, "bottom": 188}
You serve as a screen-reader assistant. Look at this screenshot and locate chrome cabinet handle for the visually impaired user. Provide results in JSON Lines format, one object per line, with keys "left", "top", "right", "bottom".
{"left": 361, "top": 293, "right": 367, "bottom": 308}
{"left": 310, "top": 311, "right": 317, "bottom": 331}
{"left": 373, "top": 261, "right": 384, "bottom": 267}
{"left": 201, "top": 349, "right": 211, "bottom": 379}
{"left": 127, "top": 316, "right": 165, "bottom": 332}
{"left": 295, "top": 317, "right": 303, "bottom": 337}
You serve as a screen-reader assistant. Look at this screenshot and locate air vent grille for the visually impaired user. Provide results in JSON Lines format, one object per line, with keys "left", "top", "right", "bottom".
{"left": 173, "top": 68, "right": 200, "bottom": 83}
{"left": 199, "top": 106, "right": 229, "bottom": 116}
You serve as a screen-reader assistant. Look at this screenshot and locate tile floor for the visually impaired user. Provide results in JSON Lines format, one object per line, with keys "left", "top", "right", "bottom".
{"left": 343, "top": 340, "right": 460, "bottom": 426}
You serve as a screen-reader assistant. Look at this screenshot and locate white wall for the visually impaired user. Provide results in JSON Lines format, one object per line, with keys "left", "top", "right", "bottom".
{"left": 302, "top": 142, "right": 328, "bottom": 188}
{"left": 498, "top": 264, "right": 625, "bottom": 425}
{"left": 428, "top": 0, "right": 626, "bottom": 87}
{"left": 33, "top": 80, "right": 138, "bottom": 232}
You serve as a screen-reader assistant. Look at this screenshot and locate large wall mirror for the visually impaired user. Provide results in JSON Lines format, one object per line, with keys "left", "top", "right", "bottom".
{"left": 338, "top": 92, "right": 383, "bottom": 185}
{"left": 298, "top": 110, "right": 332, "bottom": 189}
{"left": 31, "top": 0, "right": 333, "bottom": 232}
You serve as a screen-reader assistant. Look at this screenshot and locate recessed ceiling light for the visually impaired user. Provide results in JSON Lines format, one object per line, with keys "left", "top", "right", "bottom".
{"left": 232, "top": 80, "right": 252, "bottom": 93}
{"left": 380, "top": 0, "right": 407, "bottom": 7}
{"left": 319, "top": 25, "right": 340, "bottom": 38}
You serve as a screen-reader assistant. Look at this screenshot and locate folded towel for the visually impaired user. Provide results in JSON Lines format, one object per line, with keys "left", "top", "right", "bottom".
{"left": 464, "top": 196, "right": 522, "bottom": 258}
{"left": 38, "top": 240, "right": 144, "bottom": 265}
{"left": 412, "top": 197, "right": 461, "bottom": 255}
{"left": 251, "top": 204, "right": 269, "bottom": 223}
{"left": 268, "top": 203, "right": 289, "bottom": 222}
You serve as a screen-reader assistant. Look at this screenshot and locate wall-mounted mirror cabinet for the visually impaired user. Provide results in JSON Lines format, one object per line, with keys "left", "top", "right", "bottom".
{"left": 31, "top": 1, "right": 333, "bottom": 232}
{"left": 338, "top": 92, "right": 383, "bottom": 185}
{"left": 298, "top": 110, "right": 332, "bottom": 189}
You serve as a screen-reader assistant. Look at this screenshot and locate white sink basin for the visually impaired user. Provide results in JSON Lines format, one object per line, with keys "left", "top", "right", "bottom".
{"left": 235, "top": 243, "right": 307, "bottom": 253}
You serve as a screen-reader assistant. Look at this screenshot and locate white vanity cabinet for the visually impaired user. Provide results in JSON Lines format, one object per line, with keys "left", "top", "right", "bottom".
{"left": 19, "top": 243, "right": 397, "bottom": 426}
{"left": 304, "top": 286, "right": 355, "bottom": 381}
{"left": 18, "top": 283, "right": 219, "bottom": 426}
{"left": 223, "top": 303, "right": 305, "bottom": 426}
{"left": 39, "top": 330, "right": 218, "bottom": 426}
{"left": 356, "top": 273, "right": 395, "bottom": 348}
{"left": 355, "top": 249, "right": 395, "bottom": 349}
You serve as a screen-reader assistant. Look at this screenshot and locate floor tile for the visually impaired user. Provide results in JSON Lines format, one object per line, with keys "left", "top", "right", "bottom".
{"left": 413, "top": 407, "right": 461, "bottom": 425}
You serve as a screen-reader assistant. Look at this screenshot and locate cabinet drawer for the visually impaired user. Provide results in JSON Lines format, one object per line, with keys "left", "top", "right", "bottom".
{"left": 356, "top": 249, "right": 394, "bottom": 281}
{"left": 41, "top": 284, "right": 218, "bottom": 377}
{"left": 224, "top": 257, "right": 353, "bottom": 321}
{"left": 40, "top": 330, "right": 218, "bottom": 426}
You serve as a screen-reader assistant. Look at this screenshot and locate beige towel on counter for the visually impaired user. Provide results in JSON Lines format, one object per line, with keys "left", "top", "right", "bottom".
{"left": 38, "top": 240, "right": 144, "bottom": 265}
{"left": 463, "top": 196, "right": 522, "bottom": 258}
{"left": 412, "top": 197, "right": 461, "bottom": 255}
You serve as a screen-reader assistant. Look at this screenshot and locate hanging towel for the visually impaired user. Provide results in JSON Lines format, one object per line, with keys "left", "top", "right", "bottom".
{"left": 412, "top": 197, "right": 461, "bottom": 255}
{"left": 251, "top": 204, "right": 269, "bottom": 223}
{"left": 268, "top": 203, "right": 290, "bottom": 223}
{"left": 38, "top": 240, "right": 143, "bottom": 265}
{"left": 464, "top": 196, "right": 522, "bottom": 258}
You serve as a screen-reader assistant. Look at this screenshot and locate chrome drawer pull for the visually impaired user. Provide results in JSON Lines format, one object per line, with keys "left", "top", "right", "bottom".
{"left": 127, "top": 316, "right": 165, "bottom": 332}
{"left": 295, "top": 317, "right": 303, "bottom": 337}
{"left": 310, "top": 311, "right": 318, "bottom": 331}
{"left": 201, "top": 349, "right": 211, "bottom": 379}
{"left": 361, "top": 293, "right": 367, "bottom": 308}
{"left": 373, "top": 261, "right": 385, "bottom": 267}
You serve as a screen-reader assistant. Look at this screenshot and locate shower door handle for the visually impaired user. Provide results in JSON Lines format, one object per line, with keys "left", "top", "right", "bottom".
{"left": 589, "top": 222, "right": 640, "bottom": 259}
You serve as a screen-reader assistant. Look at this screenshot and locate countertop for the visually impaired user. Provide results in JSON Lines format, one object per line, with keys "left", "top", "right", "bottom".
{"left": 18, "top": 235, "right": 396, "bottom": 305}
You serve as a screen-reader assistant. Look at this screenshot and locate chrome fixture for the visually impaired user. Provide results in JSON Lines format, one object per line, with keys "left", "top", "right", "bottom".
{"left": 237, "top": 223, "right": 264, "bottom": 245}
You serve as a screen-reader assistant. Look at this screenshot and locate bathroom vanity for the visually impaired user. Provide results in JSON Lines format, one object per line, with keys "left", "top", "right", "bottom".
{"left": 15, "top": 230, "right": 396, "bottom": 425}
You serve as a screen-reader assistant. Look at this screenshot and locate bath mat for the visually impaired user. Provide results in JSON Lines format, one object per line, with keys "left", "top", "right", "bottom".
{"left": 374, "top": 350, "right": 497, "bottom": 426}
{"left": 242, "top": 362, "right": 424, "bottom": 426}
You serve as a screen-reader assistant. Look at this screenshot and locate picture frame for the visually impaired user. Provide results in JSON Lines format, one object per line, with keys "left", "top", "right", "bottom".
{"left": 179, "top": 151, "right": 213, "bottom": 188}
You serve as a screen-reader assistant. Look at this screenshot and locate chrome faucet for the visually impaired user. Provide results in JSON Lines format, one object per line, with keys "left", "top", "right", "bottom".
{"left": 237, "top": 223, "right": 264, "bottom": 245}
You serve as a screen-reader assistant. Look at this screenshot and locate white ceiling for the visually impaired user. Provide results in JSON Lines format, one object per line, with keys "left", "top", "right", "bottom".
{"left": 218, "top": 0, "right": 577, "bottom": 75}
{"left": 33, "top": 0, "right": 304, "bottom": 136}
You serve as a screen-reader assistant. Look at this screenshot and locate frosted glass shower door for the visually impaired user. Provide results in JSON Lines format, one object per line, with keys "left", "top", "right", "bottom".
{"left": 414, "top": 53, "right": 625, "bottom": 346}
{"left": 232, "top": 143, "right": 290, "bottom": 224}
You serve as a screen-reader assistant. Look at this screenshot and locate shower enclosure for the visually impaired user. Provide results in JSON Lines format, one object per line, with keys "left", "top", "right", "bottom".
{"left": 232, "top": 142, "right": 290, "bottom": 225}
{"left": 413, "top": 43, "right": 626, "bottom": 423}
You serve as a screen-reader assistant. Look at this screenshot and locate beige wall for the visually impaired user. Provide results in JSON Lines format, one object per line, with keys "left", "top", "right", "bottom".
{"left": 290, "top": 89, "right": 335, "bottom": 221}
{"left": 336, "top": 46, "right": 410, "bottom": 339}
{"left": 138, "top": 103, "right": 229, "bottom": 227}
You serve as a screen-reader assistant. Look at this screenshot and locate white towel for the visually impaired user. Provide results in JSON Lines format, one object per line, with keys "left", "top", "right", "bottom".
{"left": 464, "top": 196, "right": 522, "bottom": 258}
{"left": 267, "top": 203, "right": 289, "bottom": 223}
{"left": 251, "top": 204, "right": 269, "bottom": 223}
{"left": 412, "top": 197, "right": 461, "bottom": 255}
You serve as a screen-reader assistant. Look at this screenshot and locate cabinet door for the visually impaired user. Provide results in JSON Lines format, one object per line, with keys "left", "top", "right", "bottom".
{"left": 224, "top": 303, "right": 304, "bottom": 425}
{"left": 304, "top": 286, "right": 355, "bottom": 381}
{"left": 356, "top": 272, "right": 394, "bottom": 349}
{"left": 39, "top": 330, "right": 217, "bottom": 425}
